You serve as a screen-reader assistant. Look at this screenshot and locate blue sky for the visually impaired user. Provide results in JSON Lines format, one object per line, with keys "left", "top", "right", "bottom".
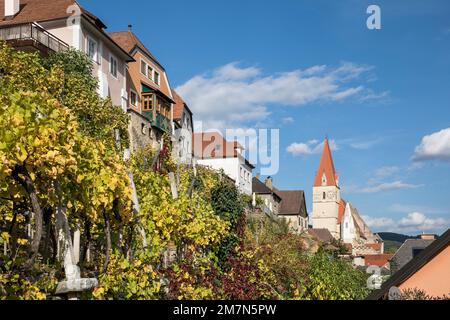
{"left": 80, "top": 0, "right": 450, "bottom": 235}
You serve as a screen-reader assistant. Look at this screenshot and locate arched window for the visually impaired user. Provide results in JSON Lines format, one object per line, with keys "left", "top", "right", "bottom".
{"left": 323, "top": 192, "right": 326, "bottom": 200}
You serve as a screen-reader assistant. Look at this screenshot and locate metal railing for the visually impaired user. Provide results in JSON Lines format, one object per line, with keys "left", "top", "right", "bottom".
{"left": 0, "top": 22, "right": 69, "bottom": 53}
{"left": 153, "top": 112, "right": 170, "bottom": 133}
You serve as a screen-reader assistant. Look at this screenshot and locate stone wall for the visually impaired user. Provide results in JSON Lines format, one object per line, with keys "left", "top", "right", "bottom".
{"left": 129, "top": 110, "right": 161, "bottom": 152}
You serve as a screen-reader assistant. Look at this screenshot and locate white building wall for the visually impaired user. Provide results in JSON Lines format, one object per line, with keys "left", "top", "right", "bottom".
{"left": 342, "top": 203, "right": 356, "bottom": 243}
{"left": 312, "top": 185, "right": 341, "bottom": 239}
{"left": 172, "top": 114, "right": 193, "bottom": 165}
{"left": 197, "top": 157, "right": 252, "bottom": 195}
{"left": 42, "top": 16, "right": 127, "bottom": 109}
{"left": 197, "top": 157, "right": 239, "bottom": 182}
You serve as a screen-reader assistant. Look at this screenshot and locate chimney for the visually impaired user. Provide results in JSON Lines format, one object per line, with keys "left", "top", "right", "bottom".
{"left": 128, "top": 24, "right": 133, "bottom": 32}
{"left": 420, "top": 233, "right": 436, "bottom": 241}
{"left": 265, "top": 176, "right": 273, "bottom": 190}
{"left": 256, "top": 172, "right": 261, "bottom": 180}
{"left": 5, "top": 0, "right": 20, "bottom": 18}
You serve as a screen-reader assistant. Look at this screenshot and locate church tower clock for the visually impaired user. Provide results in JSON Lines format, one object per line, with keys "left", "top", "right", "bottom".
{"left": 312, "top": 139, "right": 341, "bottom": 239}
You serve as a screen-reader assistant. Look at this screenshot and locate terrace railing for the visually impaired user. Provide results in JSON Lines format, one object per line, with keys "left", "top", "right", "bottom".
{"left": 0, "top": 22, "right": 69, "bottom": 53}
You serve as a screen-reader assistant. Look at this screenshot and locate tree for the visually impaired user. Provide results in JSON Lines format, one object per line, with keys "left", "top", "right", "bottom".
{"left": 0, "top": 43, "right": 131, "bottom": 279}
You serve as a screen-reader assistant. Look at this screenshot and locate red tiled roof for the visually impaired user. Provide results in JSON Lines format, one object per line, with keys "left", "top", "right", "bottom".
{"left": 0, "top": 0, "right": 76, "bottom": 26}
{"left": 314, "top": 139, "right": 338, "bottom": 187}
{"left": 109, "top": 30, "right": 164, "bottom": 70}
{"left": 171, "top": 89, "right": 192, "bottom": 121}
{"left": 366, "top": 243, "right": 383, "bottom": 252}
{"left": 338, "top": 199, "right": 346, "bottom": 224}
{"left": 193, "top": 132, "right": 240, "bottom": 159}
{"left": 364, "top": 254, "right": 393, "bottom": 267}
{"left": 0, "top": 0, "right": 133, "bottom": 61}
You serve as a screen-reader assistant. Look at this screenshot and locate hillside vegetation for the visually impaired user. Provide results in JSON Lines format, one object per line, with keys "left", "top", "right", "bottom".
{"left": 0, "top": 44, "right": 369, "bottom": 300}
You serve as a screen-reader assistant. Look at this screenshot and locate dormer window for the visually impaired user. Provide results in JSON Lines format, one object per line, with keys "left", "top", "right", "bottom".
{"left": 154, "top": 71, "right": 160, "bottom": 85}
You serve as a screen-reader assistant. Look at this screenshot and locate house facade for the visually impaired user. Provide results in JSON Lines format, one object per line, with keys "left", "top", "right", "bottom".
{"left": 277, "top": 189, "right": 309, "bottom": 234}
{"left": 194, "top": 132, "right": 254, "bottom": 195}
{"left": 312, "top": 138, "right": 384, "bottom": 255}
{"left": 252, "top": 176, "right": 309, "bottom": 234}
{"left": 110, "top": 27, "right": 174, "bottom": 153}
{"left": 0, "top": 0, "right": 133, "bottom": 111}
{"left": 171, "top": 89, "right": 193, "bottom": 165}
{"left": 369, "top": 229, "right": 450, "bottom": 300}
{"left": 252, "top": 176, "right": 282, "bottom": 215}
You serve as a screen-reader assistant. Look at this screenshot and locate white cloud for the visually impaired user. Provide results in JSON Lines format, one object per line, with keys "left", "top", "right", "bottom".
{"left": 213, "top": 62, "right": 260, "bottom": 80}
{"left": 399, "top": 212, "right": 427, "bottom": 226}
{"left": 176, "top": 61, "right": 384, "bottom": 130}
{"left": 363, "top": 212, "right": 449, "bottom": 234}
{"left": 374, "top": 166, "right": 400, "bottom": 179}
{"left": 287, "top": 139, "right": 338, "bottom": 156}
{"left": 413, "top": 128, "right": 450, "bottom": 162}
{"left": 389, "top": 204, "right": 446, "bottom": 215}
{"left": 349, "top": 138, "right": 383, "bottom": 150}
{"left": 286, "top": 143, "right": 312, "bottom": 156}
{"left": 282, "top": 117, "right": 295, "bottom": 124}
{"left": 399, "top": 212, "right": 449, "bottom": 231}
{"left": 359, "top": 181, "right": 421, "bottom": 193}
{"left": 362, "top": 216, "right": 395, "bottom": 229}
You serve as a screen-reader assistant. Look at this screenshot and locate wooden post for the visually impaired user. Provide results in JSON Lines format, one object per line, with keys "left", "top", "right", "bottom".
{"left": 128, "top": 172, "right": 148, "bottom": 249}
{"left": 86, "top": 245, "right": 90, "bottom": 263}
{"left": 114, "top": 129, "right": 121, "bottom": 150}
{"left": 73, "top": 226, "right": 80, "bottom": 264}
{"left": 193, "top": 158, "right": 197, "bottom": 177}
{"left": 169, "top": 172, "right": 178, "bottom": 199}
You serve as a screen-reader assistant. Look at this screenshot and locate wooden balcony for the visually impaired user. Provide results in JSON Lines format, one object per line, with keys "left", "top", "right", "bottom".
{"left": 0, "top": 23, "right": 69, "bottom": 55}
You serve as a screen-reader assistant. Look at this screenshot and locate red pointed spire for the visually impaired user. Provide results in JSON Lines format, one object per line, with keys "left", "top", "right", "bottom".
{"left": 314, "top": 139, "right": 338, "bottom": 187}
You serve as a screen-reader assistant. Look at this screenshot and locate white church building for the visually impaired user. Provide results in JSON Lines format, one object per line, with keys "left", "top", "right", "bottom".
{"left": 312, "top": 139, "right": 384, "bottom": 255}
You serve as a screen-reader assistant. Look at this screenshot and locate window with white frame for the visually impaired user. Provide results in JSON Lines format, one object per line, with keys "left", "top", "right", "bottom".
{"left": 87, "top": 37, "right": 98, "bottom": 63}
{"left": 110, "top": 54, "right": 118, "bottom": 78}
{"left": 140, "top": 58, "right": 155, "bottom": 81}
{"left": 154, "top": 71, "right": 160, "bottom": 85}
{"left": 140, "top": 59, "right": 147, "bottom": 76}
{"left": 147, "top": 65, "right": 153, "bottom": 81}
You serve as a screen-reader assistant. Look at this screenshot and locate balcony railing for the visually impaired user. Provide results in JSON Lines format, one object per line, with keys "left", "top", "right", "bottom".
{"left": 0, "top": 22, "right": 69, "bottom": 53}
{"left": 153, "top": 112, "right": 170, "bottom": 132}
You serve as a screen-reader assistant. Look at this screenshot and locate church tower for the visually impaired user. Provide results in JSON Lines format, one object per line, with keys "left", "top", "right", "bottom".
{"left": 312, "top": 139, "right": 341, "bottom": 239}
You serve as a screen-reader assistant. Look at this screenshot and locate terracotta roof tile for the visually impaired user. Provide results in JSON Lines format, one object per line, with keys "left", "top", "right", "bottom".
{"left": 109, "top": 30, "right": 164, "bottom": 70}
{"left": 0, "top": 0, "right": 76, "bottom": 26}
{"left": 171, "top": 89, "right": 191, "bottom": 121}
{"left": 0, "top": 0, "right": 133, "bottom": 61}
{"left": 364, "top": 254, "right": 393, "bottom": 267}
{"left": 314, "top": 139, "right": 338, "bottom": 187}
{"left": 193, "top": 132, "right": 240, "bottom": 159}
